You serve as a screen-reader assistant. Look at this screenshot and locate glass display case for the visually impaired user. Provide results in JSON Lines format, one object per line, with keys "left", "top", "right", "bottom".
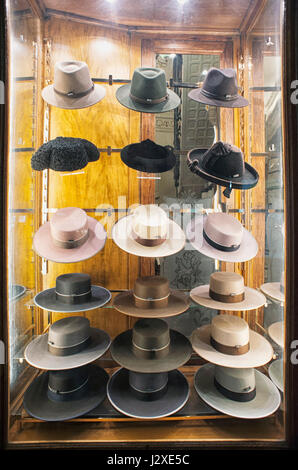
{"left": 1, "top": 0, "right": 298, "bottom": 449}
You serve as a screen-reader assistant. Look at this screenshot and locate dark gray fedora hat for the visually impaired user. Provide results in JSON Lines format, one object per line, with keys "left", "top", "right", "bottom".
{"left": 34, "top": 273, "right": 111, "bottom": 313}
{"left": 121, "top": 139, "right": 176, "bottom": 173}
{"left": 116, "top": 67, "right": 181, "bottom": 114}
{"left": 188, "top": 68, "right": 249, "bottom": 108}
{"left": 187, "top": 141, "right": 259, "bottom": 198}
{"left": 110, "top": 318, "right": 192, "bottom": 373}
{"left": 23, "top": 364, "right": 108, "bottom": 421}
{"left": 107, "top": 368, "right": 189, "bottom": 419}
{"left": 25, "top": 316, "right": 111, "bottom": 370}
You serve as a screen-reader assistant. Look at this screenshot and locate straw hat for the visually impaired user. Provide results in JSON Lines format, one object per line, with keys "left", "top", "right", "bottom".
{"left": 268, "top": 321, "right": 283, "bottom": 348}
{"left": 268, "top": 359, "right": 283, "bottom": 392}
{"left": 260, "top": 271, "right": 285, "bottom": 303}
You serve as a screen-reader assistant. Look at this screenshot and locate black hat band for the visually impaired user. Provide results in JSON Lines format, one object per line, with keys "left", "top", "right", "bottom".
{"left": 132, "top": 340, "right": 170, "bottom": 360}
{"left": 52, "top": 229, "right": 89, "bottom": 249}
{"left": 129, "top": 92, "right": 169, "bottom": 105}
{"left": 54, "top": 83, "right": 94, "bottom": 99}
{"left": 200, "top": 87, "right": 238, "bottom": 102}
{"left": 55, "top": 289, "right": 92, "bottom": 305}
{"left": 47, "top": 376, "right": 89, "bottom": 402}
{"left": 203, "top": 229, "right": 240, "bottom": 252}
{"left": 214, "top": 377, "right": 256, "bottom": 402}
{"left": 48, "top": 335, "right": 91, "bottom": 356}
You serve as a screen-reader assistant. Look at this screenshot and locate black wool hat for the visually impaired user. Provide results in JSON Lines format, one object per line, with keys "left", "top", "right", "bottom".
{"left": 121, "top": 139, "right": 176, "bottom": 173}
{"left": 31, "top": 137, "right": 99, "bottom": 172}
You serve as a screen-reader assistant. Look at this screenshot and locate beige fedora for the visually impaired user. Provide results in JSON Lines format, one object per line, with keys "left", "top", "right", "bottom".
{"left": 112, "top": 204, "right": 185, "bottom": 258}
{"left": 42, "top": 61, "right": 106, "bottom": 109}
{"left": 191, "top": 314, "right": 273, "bottom": 368}
{"left": 260, "top": 271, "right": 284, "bottom": 303}
{"left": 190, "top": 272, "right": 266, "bottom": 311}
{"left": 268, "top": 321, "right": 284, "bottom": 348}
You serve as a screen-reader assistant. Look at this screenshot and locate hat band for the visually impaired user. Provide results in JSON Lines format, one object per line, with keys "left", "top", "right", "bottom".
{"left": 47, "top": 377, "right": 89, "bottom": 402}
{"left": 214, "top": 377, "right": 256, "bottom": 402}
{"left": 209, "top": 289, "right": 245, "bottom": 303}
{"left": 52, "top": 229, "right": 89, "bottom": 249}
{"left": 55, "top": 289, "right": 92, "bottom": 305}
{"left": 200, "top": 87, "right": 238, "bottom": 102}
{"left": 130, "top": 381, "right": 168, "bottom": 401}
{"left": 132, "top": 340, "right": 170, "bottom": 359}
{"left": 203, "top": 229, "right": 240, "bottom": 252}
{"left": 48, "top": 335, "right": 91, "bottom": 356}
{"left": 210, "top": 336, "right": 249, "bottom": 355}
{"left": 133, "top": 293, "right": 170, "bottom": 309}
{"left": 129, "top": 92, "right": 169, "bottom": 105}
{"left": 131, "top": 229, "right": 166, "bottom": 247}
{"left": 54, "top": 83, "right": 94, "bottom": 99}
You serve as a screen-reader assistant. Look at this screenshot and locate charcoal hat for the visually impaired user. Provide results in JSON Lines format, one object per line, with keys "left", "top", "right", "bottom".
{"left": 34, "top": 273, "right": 111, "bottom": 313}
{"left": 110, "top": 318, "right": 192, "bottom": 373}
{"left": 121, "top": 139, "right": 176, "bottom": 173}
{"left": 107, "top": 368, "right": 189, "bottom": 419}
{"left": 23, "top": 365, "right": 108, "bottom": 421}
{"left": 188, "top": 67, "right": 249, "bottom": 108}
{"left": 187, "top": 141, "right": 259, "bottom": 198}
{"left": 116, "top": 67, "right": 181, "bottom": 113}
{"left": 31, "top": 137, "right": 99, "bottom": 172}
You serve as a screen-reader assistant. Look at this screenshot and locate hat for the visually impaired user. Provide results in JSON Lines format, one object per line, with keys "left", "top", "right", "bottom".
{"left": 9, "top": 284, "right": 26, "bottom": 301}
{"left": 23, "top": 364, "right": 108, "bottom": 421}
{"left": 33, "top": 207, "right": 107, "bottom": 263}
{"left": 190, "top": 272, "right": 266, "bottom": 312}
{"left": 31, "top": 137, "right": 99, "bottom": 172}
{"left": 42, "top": 61, "right": 105, "bottom": 109}
{"left": 121, "top": 139, "right": 176, "bottom": 173}
{"left": 191, "top": 314, "right": 273, "bottom": 368}
{"left": 268, "top": 359, "right": 283, "bottom": 392}
{"left": 186, "top": 212, "right": 258, "bottom": 263}
{"left": 110, "top": 318, "right": 192, "bottom": 373}
{"left": 116, "top": 67, "right": 180, "bottom": 114}
{"left": 268, "top": 321, "right": 283, "bottom": 348}
{"left": 194, "top": 363, "right": 280, "bottom": 419}
{"left": 107, "top": 368, "right": 189, "bottom": 419}
{"left": 188, "top": 68, "right": 249, "bottom": 108}
{"left": 25, "top": 316, "right": 111, "bottom": 370}
{"left": 113, "top": 275, "right": 189, "bottom": 318}
{"left": 34, "top": 273, "right": 111, "bottom": 313}
{"left": 112, "top": 204, "right": 185, "bottom": 258}
{"left": 260, "top": 271, "right": 285, "bottom": 303}
{"left": 187, "top": 142, "right": 259, "bottom": 198}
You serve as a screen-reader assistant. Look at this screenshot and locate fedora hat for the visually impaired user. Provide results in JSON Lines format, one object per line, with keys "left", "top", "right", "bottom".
{"left": 23, "top": 364, "right": 108, "bottom": 422}
{"left": 260, "top": 271, "right": 285, "bottom": 303}
{"left": 268, "top": 359, "right": 283, "bottom": 392}
{"left": 110, "top": 318, "right": 192, "bottom": 373}
{"left": 187, "top": 142, "right": 259, "bottom": 198}
{"left": 31, "top": 137, "right": 99, "bottom": 172}
{"left": 113, "top": 275, "right": 189, "bottom": 318}
{"left": 107, "top": 368, "right": 189, "bottom": 419}
{"left": 42, "top": 61, "right": 105, "bottom": 109}
{"left": 33, "top": 207, "right": 107, "bottom": 263}
{"left": 34, "top": 273, "right": 111, "bottom": 313}
{"left": 188, "top": 68, "right": 249, "bottom": 108}
{"left": 186, "top": 212, "right": 258, "bottom": 263}
{"left": 121, "top": 139, "right": 176, "bottom": 173}
{"left": 194, "top": 363, "right": 280, "bottom": 419}
{"left": 190, "top": 272, "right": 266, "bottom": 312}
{"left": 25, "top": 316, "right": 111, "bottom": 370}
{"left": 268, "top": 321, "right": 283, "bottom": 348}
{"left": 116, "top": 67, "right": 180, "bottom": 114}
{"left": 191, "top": 314, "right": 273, "bottom": 368}
{"left": 112, "top": 204, "right": 185, "bottom": 258}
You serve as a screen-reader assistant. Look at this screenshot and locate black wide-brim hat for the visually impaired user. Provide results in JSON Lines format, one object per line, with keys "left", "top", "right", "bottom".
{"left": 107, "top": 368, "right": 189, "bottom": 419}
{"left": 116, "top": 85, "right": 180, "bottom": 114}
{"left": 23, "top": 365, "right": 108, "bottom": 422}
{"left": 188, "top": 147, "right": 259, "bottom": 191}
{"left": 121, "top": 140, "right": 176, "bottom": 173}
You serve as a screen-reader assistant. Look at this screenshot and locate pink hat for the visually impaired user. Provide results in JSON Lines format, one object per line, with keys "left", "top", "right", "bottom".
{"left": 33, "top": 207, "right": 107, "bottom": 263}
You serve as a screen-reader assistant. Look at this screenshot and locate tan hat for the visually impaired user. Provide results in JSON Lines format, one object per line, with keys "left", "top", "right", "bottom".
{"left": 260, "top": 271, "right": 284, "bottom": 303}
{"left": 112, "top": 204, "right": 185, "bottom": 258}
{"left": 42, "top": 61, "right": 106, "bottom": 109}
{"left": 191, "top": 314, "right": 273, "bottom": 368}
{"left": 190, "top": 272, "right": 266, "bottom": 311}
{"left": 268, "top": 321, "right": 283, "bottom": 348}
{"left": 113, "top": 276, "right": 189, "bottom": 318}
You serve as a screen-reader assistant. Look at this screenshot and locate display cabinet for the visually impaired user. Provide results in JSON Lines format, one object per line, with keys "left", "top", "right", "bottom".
{"left": 1, "top": 0, "right": 298, "bottom": 449}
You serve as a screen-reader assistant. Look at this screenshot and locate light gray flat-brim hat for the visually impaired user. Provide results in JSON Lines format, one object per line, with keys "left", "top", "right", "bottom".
{"left": 260, "top": 282, "right": 284, "bottom": 303}
{"left": 194, "top": 363, "right": 280, "bottom": 419}
{"left": 268, "top": 321, "right": 284, "bottom": 348}
{"left": 190, "top": 285, "right": 266, "bottom": 311}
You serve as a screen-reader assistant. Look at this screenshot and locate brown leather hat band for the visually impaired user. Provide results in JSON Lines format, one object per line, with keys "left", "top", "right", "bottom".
{"left": 210, "top": 336, "right": 249, "bottom": 355}
{"left": 131, "top": 229, "right": 166, "bottom": 247}
{"left": 52, "top": 230, "right": 89, "bottom": 249}
{"left": 129, "top": 92, "right": 169, "bottom": 105}
{"left": 54, "top": 83, "right": 94, "bottom": 98}
{"left": 209, "top": 289, "right": 245, "bottom": 303}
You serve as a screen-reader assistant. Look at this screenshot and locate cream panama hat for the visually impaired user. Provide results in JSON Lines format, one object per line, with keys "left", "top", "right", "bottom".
{"left": 260, "top": 271, "right": 285, "bottom": 303}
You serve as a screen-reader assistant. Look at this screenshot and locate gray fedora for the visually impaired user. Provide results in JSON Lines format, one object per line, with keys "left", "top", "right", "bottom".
{"left": 107, "top": 368, "right": 189, "bottom": 419}
{"left": 110, "top": 318, "right": 192, "bottom": 373}
{"left": 34, "top": 273, "right": 111, "bottom": 313}
{"left": 25, "top": 316, "right": 110, "bottom": 370}
{"left": 116, "top": 67, "right": 180, "bottom": 114}
{"left": 23, "top": 365, "right": 108, "bottom": 421}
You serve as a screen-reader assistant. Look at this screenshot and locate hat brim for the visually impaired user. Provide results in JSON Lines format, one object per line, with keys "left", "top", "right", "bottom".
{"left": 23, "top": 365, "right": 108, "bottom": 421}
{"left": 25, "top": 327, "right": 111, "bottom": 370}
{"left": 188, "top": 148, "right": 259, "bottom": 189}
{"left": 9, "top": 284, "right": 26, "bottom": 301}
{"left": 188, "top": 88, "right": 249, "bottom": 108}
{"left": 112, "top": 215, "right": 185, "bottom": 258}
{"left": 260, "top": 282, "right": 284, "bottom": 303}
{"left": 111, "top": 329, "right": 192, "bottom": 373}
{"left": 194, "top": 363, "right": 280, "bottom": 419}
{"left": 41, "top": 84, "right": 106, "bottom": 110}
{"left": 34, "top": 285, "right": 111, "bottom": 313}
{"left": 268, "top": 321, "right": 283, "bottom": 348}
{"left": 190, "top": 285, "right": 266, "bottom": 311}
{"left": 121, "top": 145, "right": 176, "bottom": 173}
{"left": 268, "top": 359, "right": 284, "bottom": 392}
{"left": 191, "top": 324, "right": 273, "bottom": 368}
{"left": 107, "top": 368, "right": 189, "bottom": 419}
{"left": 113, "top": 289, "right": 189, "bottom": 318}
{"left": 116, "top": 85, "right": 181, "bottom": 113}
{"left": 33, "top": 216, "right": 107, "bottom": 263}
{"left": 186, "top": 216, "right": 258, "bottom": 263}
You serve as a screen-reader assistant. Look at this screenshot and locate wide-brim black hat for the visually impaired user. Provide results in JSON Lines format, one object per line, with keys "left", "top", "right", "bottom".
{"left": 107, "top": 368, "right": 189, "bottom": 419}
{"left": 23, "top": 365, "right": 108, "bottom": 422}
{"left": 121, "top": 140, "right": 176, "bottom": 173}
{"left": 116, "top": 85, "right": 180, "bottom": 114}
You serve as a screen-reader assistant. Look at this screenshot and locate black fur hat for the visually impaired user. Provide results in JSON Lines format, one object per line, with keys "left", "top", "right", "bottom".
{"left": 31, "top": 137, "right": 99, "bottom": 172}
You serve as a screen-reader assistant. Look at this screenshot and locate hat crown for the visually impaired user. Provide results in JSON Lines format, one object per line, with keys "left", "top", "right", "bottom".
{"left": 202, "top": 68, "right": 239, "bottom": 99}
{"left": 202, "top": 141, "right": 245, "bottom": 179}
{"left": 204, "top": 213, "right": 243, "bottom": 249}
{"left": 48, "top": 316, "right": 90, "bottom": 349}
{"left": 132, "top": 318, "right": 170, "bottom": 350}
{"left": 50, "top": 207, "right": 88, "bottom": 243}
{"left": 48, "top": 366, "right": 88, "bottom": 395}
{"left": 54, "top": 61, "right": 93, "bottom": 95}
{"left": 132, "top": 204, "right": 169, "bottom": 240}
{"left": 130, "top": 67, "right": 168, "bottom": 101}
{"left": 210, "top": 272, "right": 244, "bottom": 296}
{"left": 134, "top": 276, "right": 170, "bottom": 300}
{"left": 211, "top": 314, "right": 249, "bottom": 348}
{"left": 129, "top": 371, "right": 168, "bottom": 393}
{"left": 55, "top": 273, "right": 91, "bottom": 296}
{"left": 214, "top": 365, "right": 255, "bottom": 393}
